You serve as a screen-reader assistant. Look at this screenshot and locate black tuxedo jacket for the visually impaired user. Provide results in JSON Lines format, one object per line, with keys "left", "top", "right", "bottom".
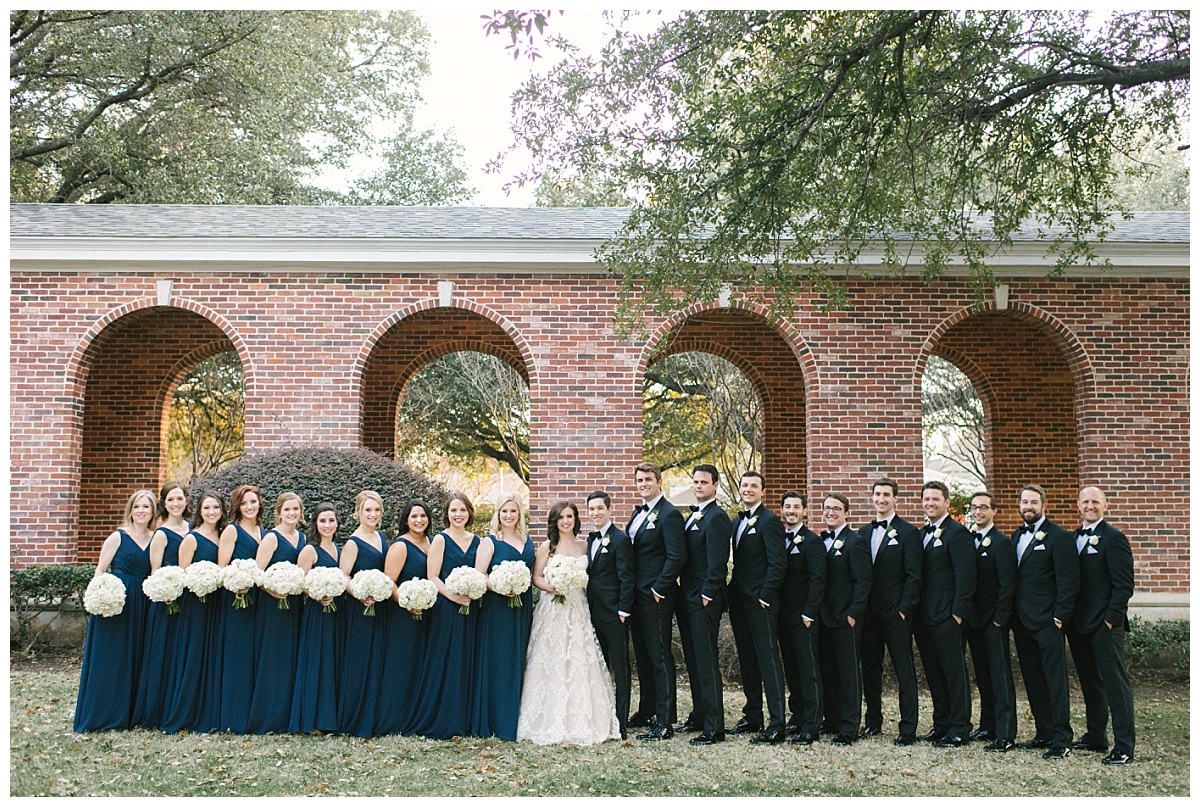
{"left": 1011, "top": 518, "right": 1079, "bottom": 630}
{"left": 779, "top": 525, "right": 826, "bottom": 629}
{"left": 818, "top": 525, "right": 872, "bottom": 628}
{"left": 965, "top": 525, "right": 1016, "bottom": 629}
{"left": 678, "top": 502, "right": 732, "bottom": 614}
{"left": 1070, "top": 520, "right": 1135, "bottom": 634}
{"left": 858, "top": 515, "right": 922, "bottom": 620}
{"left": 626, "top": 496, "right": 687, "bottom": 603}
{"left": 586, "top": 524, "right": 635, "bottom": 623}
{"left": 918, "top": 517, "right": 977, "bottom": 624}
{"left": 729, "top": 505, "right": 787, "bottom": 609}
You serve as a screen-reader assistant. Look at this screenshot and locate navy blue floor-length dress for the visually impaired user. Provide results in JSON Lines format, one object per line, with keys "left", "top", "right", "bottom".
{"left": 217, "top": 524, "right": 262, "bottom": 733}
{"left": 338, "top": 532, "right": 390, "bottom": 738}
{"left": 160, "top": 530, "right": 222, "bottom": 734}
{"left": 131, "top": 526, "right": 185, "bottom": 728}
{"left": 375, "top": 537, "right": 429, "bottom": 736}
{"left": 246, "top": 529, "right": 304, "bottom": 734}
{"left": 288, "top": 544, "right": 343, "bottom": 734}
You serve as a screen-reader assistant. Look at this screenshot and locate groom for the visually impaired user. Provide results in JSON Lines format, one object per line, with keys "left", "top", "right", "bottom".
{"left": 585, "top": 490, "right": 636, "bottom": 739}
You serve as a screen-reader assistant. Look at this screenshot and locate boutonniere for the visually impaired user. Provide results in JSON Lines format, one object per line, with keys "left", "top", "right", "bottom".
{"left": 646, "top": 511, "right": 658, "bottom": 526}
{"left": 601, "top": 535, "right": 610, "bottom": 548}
{"left": 933, "top": 528, "right": 943, "bottom": 539}
{"left": 1088, "top": 535, "right": 1099, "bottom": 547}
{"left": 1035, "top": 531, "right": 1046, "bottom": 542}
{"left": 833, "top": 538, "right": 844, "bottom": 551}
{"left": 981, "top": 536, "right": 992, "bottom": 548}
{"left": 746, "top": 516, "right": 758, "bottom": 527}
{"left": 886, "top": 528, "right": 897, "bottom": 539}
{"left": 792, "top": 533, "right": 804, "bottom": 546}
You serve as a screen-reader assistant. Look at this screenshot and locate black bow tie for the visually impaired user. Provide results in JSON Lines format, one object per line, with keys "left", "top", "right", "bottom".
{"left": 739, "top": 510, "right": 753, "bottom": 519}
{"left": 820, "top": 530, "right": 835, "bottom": 541}
{"left": 785, "top": 530, "right": 796, "bottom": 539}
{"left": 1076, "top": 527, "right": 1095, "bottom": 537}
{"left": 1021, "top": 524, "right": 1037, "bottom": 534}
{"left": 635, "top": 504, "right": 649, "bottom": 514}
{"left": 923, "top": 524, "right": 937, "bottom": 534}
{"left": 689, "top": 505, "right": 700, "bottom": 512}
{"left": 588, "top": 531, "right": 602, "bottom": 540}
{"left": 871, "top": 519, "right": 886, "bottom": 530}
{"left": 972, "top": 530, "right": 984, "bottom": 538}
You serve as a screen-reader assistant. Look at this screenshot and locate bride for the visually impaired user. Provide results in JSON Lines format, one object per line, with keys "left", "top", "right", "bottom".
{"left": 516, "top": 500, "right": 621, "bottom": 745}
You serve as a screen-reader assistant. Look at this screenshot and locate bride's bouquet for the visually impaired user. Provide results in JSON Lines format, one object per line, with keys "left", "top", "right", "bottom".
{"left": 543, "top": 555, "right": 589, "bottom": 604}
{"left": 489, "top": 560, "right": 532, "bottom": 608}
{"left": 83, "top": 573, "right": 126, "bottom": 617}
{"left": 142, "top": 565, "right": 186, "bottom": 615}
{"left": 183, "top": 560, "right": 223, "bottom": 603}
{"left": 261, "top": 561, "right": 305, "bottom": 609}
{"left": 222, "top": 559, "right": 264, "bottom": 609}
{"left": 396, "top": 577, "right": 438, "bottom": 620}
{"left": 304, "top": 566, "right": 347, "bottom": 613}
{"left": 445, "top": 566, "right": 488, "bottom": 615}
{"left": 348, "top": 568, "right": 394, "bottom": 617}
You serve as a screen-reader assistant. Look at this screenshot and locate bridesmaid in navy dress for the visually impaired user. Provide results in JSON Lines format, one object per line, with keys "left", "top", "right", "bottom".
{"left": 74, "top": 489, "right": 156, "bottom": 731}
{"left": 131, "top": 482, "right": 190, "bottom": 728}
{"left": 409, "top": 492, "right": 494, "bottom": 739}
{"left": 216, "top": 484, "right": 264, "bottom": 733}
{"left": 338, "top": 490, "right": 390, "bottom": 737}
{"left": 375, "top": 499, "right": 434, "bottom": 736}
{"left": 161, "top": 491, "right": 225, "bottom": 733}
{"left": 246, "top": 492, "right": 305, "bottom": 734}
{"left": 471, "top": 494, "right": 536, "bottom": 739}
{"left": 289, "top": 502, "right": 344, "bottom": 734}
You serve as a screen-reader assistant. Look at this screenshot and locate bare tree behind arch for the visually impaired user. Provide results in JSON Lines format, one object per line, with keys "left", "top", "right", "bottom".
{"left": 166, "top": 350, "right": 245, "bottom": 481}
{"left": 922, "top": 355, "right": 986, "bottom": 492}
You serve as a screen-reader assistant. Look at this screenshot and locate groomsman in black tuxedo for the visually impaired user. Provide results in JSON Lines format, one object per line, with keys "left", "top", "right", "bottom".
{"left": 626, "top": 462, "right": 687, "bottom": 740}
{"left": 1011, "top": 483, "right": 1079, "bottom": 759}
{"left": 585, "top": 491, "right": 636, "bottom": 739}
{"left": 963, "top": 491, "right": 1018, "bottom": 753}
{"left": 727, "top": 471, "right": 788, "bottom": 744}
{"left": 817, "top": 493, "right": 872, "bottom": 745}
{"left": 1065, "top": 486, "right": 1136, "bottom": 765}
{"left": 777, "top": 491, "right": 825, "bottom": 746}
{"left": 912, "top": 480, "right": 976, "bottom": 747}
{"left": 857, "top": 478, "right": 922, "bottom": 746}
{"left": 678, "top": 465, "right": 733, "bottom": 745}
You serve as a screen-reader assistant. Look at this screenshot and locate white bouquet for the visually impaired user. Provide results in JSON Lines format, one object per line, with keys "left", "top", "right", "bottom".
{"left": 445, "top": 566, "right": 488, "bottom": 615}
{"left": 261, "top": 561, "right": 306, "bottom": 610}
{"left": 142, "top": 566, "right": 186, "bottom": 615}
{"left": 395, "top": 577, "right": 438, "bottom": 620}
{"left": 304, "top": 566, "right": 347, "bottom": 613}
{"left": 348, "top": 568, "right": 394, "bottom": 617}
{"left": 489, "top": 560, "right": 532, "bottom": 608}
{"left": 83, "top": 573, "right": 126, "bottom": 617}
{"left": 183, "top": 560, "right": 223, "bottom": 603}
{"left": 543, "top": 555, "right": 589, "bottom": 604}
{"left": 222, "top": 558, "right": 264, "bottom": 609}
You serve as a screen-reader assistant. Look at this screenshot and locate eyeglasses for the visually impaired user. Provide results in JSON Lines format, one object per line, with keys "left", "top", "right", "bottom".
{"left": 969, "top": 504, "right": 992, "bottom": 511}
{"left": 822, "top": 506, "right": 845, "bottom": 512}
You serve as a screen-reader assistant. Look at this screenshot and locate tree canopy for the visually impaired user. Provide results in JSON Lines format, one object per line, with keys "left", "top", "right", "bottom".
{"left": 501, "top": 10, "right": 1189, "bottom": 333}
{"left": 10, "top": 10, "right": 474, "bottom": 204}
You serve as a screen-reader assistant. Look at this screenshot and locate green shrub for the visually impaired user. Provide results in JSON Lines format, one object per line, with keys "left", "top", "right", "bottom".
{"left": 190, "top": 446, "right": 450, "bottom": 542}
{"left": 1125, "top": 616, "right": 1189, "bottom": 671}
{"left": 10, "top": 564, "right": 94, "bottom": 654}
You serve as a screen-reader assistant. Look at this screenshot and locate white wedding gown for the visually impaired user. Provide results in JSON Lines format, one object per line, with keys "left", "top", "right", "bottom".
{"left": 516, "top": 586, "right": 622, "bottom": 745}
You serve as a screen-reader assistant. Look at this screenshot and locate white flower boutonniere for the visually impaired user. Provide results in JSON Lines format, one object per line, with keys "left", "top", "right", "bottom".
{"left": 747, "top": 516, "right": 759, "bottom": 528}
{"left": 833, "top": 538, "right": 844, "bottom": 551}
{"left": 601, "top": 535, "right": 611, "bottom": 548}
{"left": 1035, "top": 531, "right": 1046, "bottom": 542}
{"left": 646, "top": 511, "right": 658, "bottom": 527}
{"left": 1088, "top": 535, "right": 1099, "bottom": 547}
{"left": 933, "top": 528, "right": 944, "bottom": 539}
{"left": 792, "top": 533, "right": 804, "bottom": 546}
{"left": 886, "top": 528, "right": 897, "bottom": 539}
{"left": 981, "top": 536, "right": 992, "bottom": 548}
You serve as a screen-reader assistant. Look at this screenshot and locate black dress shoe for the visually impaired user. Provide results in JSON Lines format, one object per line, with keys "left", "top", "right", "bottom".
{"left": 627, "top": 712, "right": 654, "bottom": 728}
{"left": 968, "top": 728, "right": 995, "bottom": 743}
{"left": 750, "top": 728, "right": 786, "bottom": 745}
{"left": 689, "top": 732, "right": 725, "bottom": 745}
{"left": 984, "top": 739, "right": 1016, "bottom": 753}
{"left": 920, "top": 729, "right": 947, "bottom": 743}
{"left": 859, "top": 725, "right": 882, "bottom": 738}
{"left": 673, "top": 719, "right": 702, "bottom": 733}
{"left": 636, "top": 724, "right": 674, "bottom": 741}
{"left": 790, "top": 732, "right": 817, "bottom": 746}
{"left": 830, "top": 733, "right": 856, "bottom": 746}
{"left": 784, "top": 721, "right": 801, "bottom": 736}
{"left": 933, "top": 734, "right": 966, "bottom": 748}
{"left": 1072, "top": 737, "right": 1109, "bottom": 752}
{"left": 894, "top": 734, "right": 917, "bottom": 747}
{"left": 1016, "top": 737, "right": 1053, "bottom": 750}
{"left": 1042, "top": 746, "right": 1071, "bottom": 760}
{"left": 1101, "top": 751, "right": 1133, "bottom": 765}
{"left": 729, "top": 718, "right": 764, "bottom": 735}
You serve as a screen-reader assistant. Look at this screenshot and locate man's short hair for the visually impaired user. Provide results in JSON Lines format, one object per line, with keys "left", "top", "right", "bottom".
{"left": 970, "top": 491, "right": 996, "bottom": 509}
{"left": 1019, "top": 483, "right": 1047, "bottom": 503}
{"left": 872, "top": 478, "right": 899, "bottom": 497}
{"left": 693, "top": 464, "right": 719, "bottom": 484}
{"left": 823, "top": 492, "right": 850, "bottom": 515}
{"left": 781, "top": 490, "right": 807, "bottom": 509}
{"left": 586, "top": 491, "right": 611, "bottom": 508}
{"left": 634, "top": 462, "right": 662, "bottom": 482}
{"left": 741, "top": 470, "right": 765, "bottom": 486}
{"left": 922, "top": 480, "right": 950, "bottom": 500}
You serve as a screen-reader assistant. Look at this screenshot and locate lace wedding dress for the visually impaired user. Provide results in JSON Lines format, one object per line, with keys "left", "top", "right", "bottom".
{"left": 516, "top": 586, "right": 621, "bottom": 745}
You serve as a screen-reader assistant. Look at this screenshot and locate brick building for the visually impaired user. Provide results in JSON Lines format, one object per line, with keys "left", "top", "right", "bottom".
{"left": 9, "top": 204, "right": 1189, "bottom": 610}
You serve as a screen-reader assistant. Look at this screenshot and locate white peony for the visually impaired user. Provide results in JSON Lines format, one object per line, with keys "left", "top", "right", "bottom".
{"left": 445, "top": 566, "right": 488, "bottom": 615}
{"left": 489, "top": 559, "right": 532, "bottom": 608}
{"left": 222, "top": 558, "right": 264, "bottom": 609}
{"left": 543, "top": 554, "right": 589, "bottom": 604}
{"left": 304, "top": 566, "right": 347, "bottom": 613}
{"left": 395, "top": 577, "right": 438, "bottom": 620}
{"left": 348, "top": 568, "right": 394, "bottom": 617}
{"left": 142, "top": 566, "right": 186, "bottom": 614}
{"left": 183, "top": 560, "right": 223, "bottom": 602}
{"left": 261, "top": 561, "right": 306, "bottom": 610}
{"left": 83, "top": 573, "right": 126, "bottom": 617}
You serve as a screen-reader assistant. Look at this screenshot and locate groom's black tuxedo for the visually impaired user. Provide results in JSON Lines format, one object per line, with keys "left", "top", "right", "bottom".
{"left": 818, "top": 524, "right": 872, "bottom": 737}
{"left": 778, "top": 524, "right": 825, "bottom": 736}
{"left": 678, "top": 501, "right": 732, "bottom": 736}
{"left": 587, "top": 523, "right": 635, "bottom": 737}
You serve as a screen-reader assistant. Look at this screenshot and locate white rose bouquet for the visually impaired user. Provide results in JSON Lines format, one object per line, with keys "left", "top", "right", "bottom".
{"left": 348, "top": 568, "right": 394, "bottom": 617}
{"left": 142, "top": 566, "right": 186, "bottom": 615}
{"left": 261, "top": 561, "right": 306, "bottom": 610}
{"left": 489, "top": 560, "right": 532, "bottom": 608}
{"left": 222, "top": 558, "right": 264, "bottom": 609}
{"left": 183, "top": 560, "right": 223, "bottom": 603}
{"left": 304, "top": 566, "right": 347, "bottom": 613}
{"left": 445, "top": 566, "right": 488, "bottom": 615}
{"left": 83, "top": 573, "right": 126, "bottom": 617}
{"left": 543, "top": 555, "right": 589, "bottom": 604}
{"left": 395, "top": 577, "right": 438, "bottom": 620}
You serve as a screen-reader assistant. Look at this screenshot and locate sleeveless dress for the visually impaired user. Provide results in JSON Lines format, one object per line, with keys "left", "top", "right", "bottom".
{"left": 245, "top": 529, "right": 304, "bottom": 734}
{"left": 408, "top": 532, "right": 480, "bottom": 739}
{"left": 516, "top": 556, "right": 621, "bottom": 745}
{"left": 160, "top": 529, "right": 222, "bottom": 733}
{"left": 470, "top": 534, "right": 535, "bottom": 739}
{"left": 289, "top": 543, "right": 343, "bottom": 734}
{"left": 74, "top": 529, "right": 151, "bottom": 731}
{"left": 217, "top": 524, "right": 263, "bottom": 733}
{"left": 338, "top": 532, "right": 390, "bottom": 738}
{"left": 375, "top": 537, "right": 429, "bottom": 736}
{"left": 131, "top": 526, "right": 186, "bottom": 728}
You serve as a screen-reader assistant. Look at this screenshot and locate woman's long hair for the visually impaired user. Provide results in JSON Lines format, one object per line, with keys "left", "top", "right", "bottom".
{"left": 545, "top": 500, "right": 579, "bottom": 555}
{"left": 309, "top": 502, "right": 338, "bottom": 546}
{"left": 489, "top": 494, "right": 527, "bottom": 538}
{"left": 397, "top": 499, "right": 432, "bottom": 540}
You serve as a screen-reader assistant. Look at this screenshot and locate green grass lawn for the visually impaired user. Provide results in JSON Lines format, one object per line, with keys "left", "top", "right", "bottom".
{"left": 9, "top": 660, "right": 1188, "bottom": 797}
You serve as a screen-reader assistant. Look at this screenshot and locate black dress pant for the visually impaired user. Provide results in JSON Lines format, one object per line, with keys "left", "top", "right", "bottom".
{"left": 913, "top": 616, "right": 972, "bottom": 737}
{"left": 1013, "top": 619, "right": 1073, "bottom": 747}
{"left": 728, "top": 594, "right": 786, "bottom": 731}
{"left": 674, "top": 592, "right": 698, "bottom": 724}
{"left": 819, "top": 621, "right": 861, "bottom": 737}
{"left": 593, "top": 614, "right": 632, "bottom": 736}
{"left": 779, "top": 619, "right": 821, "bottom": 735}
{"left": 1067, "top": 624, "right": 1135, "bottom": 755}
{"left": 964, "top": 621, "right": 1017, "bottom": 741}
{"left": 686, "top": 603, "right": 726, "bottom": 735}
{"left": 860, "top": 611, "right": 919, "bottom": 735}
{"left": 632, "top": 592, "right": 677, "bottom": 726}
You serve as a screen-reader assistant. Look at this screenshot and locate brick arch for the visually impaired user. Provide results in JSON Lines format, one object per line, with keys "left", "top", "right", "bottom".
{"left": 155, "top": 339, "right": 247, "bottom": 482}
{"left": 916, "top": 302, "right": 1096, "bottom": 531}
{"left": 639, "top": 302, "right": 815, "bottom": 493}
{"left": 923, "top": 345, "right": 998, "bottom": 485}
{"left": 69, "top": 302, "right": 249, "bottom": 561}
{"left": 357, "top": 301, "right": 534, "bottom": 456}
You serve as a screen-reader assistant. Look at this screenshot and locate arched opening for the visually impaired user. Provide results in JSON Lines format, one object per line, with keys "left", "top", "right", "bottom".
{"left": 78, "top": 307, "right": 242, "bottom": 561}
{"left": 921, "top": 355, "right": 987, "bottom": 510}
{"left": 164, "top": 350, "right": 246, "bottom": 481}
